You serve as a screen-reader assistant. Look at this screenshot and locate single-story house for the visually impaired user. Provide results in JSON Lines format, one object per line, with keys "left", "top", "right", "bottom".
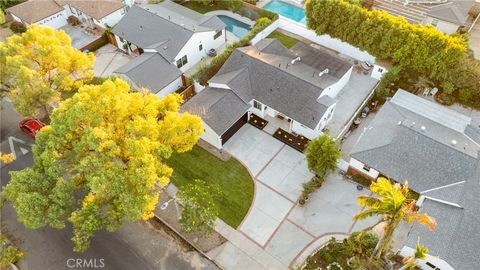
{"left": 111, "top": 2, "right": 226, "bottom": 97}
{"left": 423, "top": 0, "right": 479, "bottom": 34}
{"left": 182, "top": 39, "right": 353, "bottom": 149}
{"left": 348, "top": 89, "right": 480, "bottom": 269}
{"left": 6, "top": 0, "right": 132, "bottom": 29}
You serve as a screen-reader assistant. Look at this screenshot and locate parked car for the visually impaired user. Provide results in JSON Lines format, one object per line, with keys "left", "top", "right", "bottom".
{"left": 19, "top": 118, "right": 45, "bottom": 138}
{"left": 361, "top": 107, "right": 370, "bottom": 118}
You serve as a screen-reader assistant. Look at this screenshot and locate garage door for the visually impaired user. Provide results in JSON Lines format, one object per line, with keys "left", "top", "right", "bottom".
{"left": 221, "top": 113, "right": 247, "bottom": 145}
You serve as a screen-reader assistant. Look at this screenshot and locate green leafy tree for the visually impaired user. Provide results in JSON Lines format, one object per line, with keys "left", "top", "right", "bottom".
{"left": 177, "top": 179, "right": 221, "bottom": 235}
{"left": 0, "top": 25, "right": 95, "bottom": 118}
{"left": 354, "top": 178, "right": 436, "bottom": 260}
{"left": 1, "top": 79, "right": 203, "bottom": 252}
{"left": 305, "top": 132, "right": 341, "bottom": 176}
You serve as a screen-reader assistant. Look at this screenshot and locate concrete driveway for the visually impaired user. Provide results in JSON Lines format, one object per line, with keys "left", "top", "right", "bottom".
{"left": 222, "top": 124, "right": 378, "bottom": 268}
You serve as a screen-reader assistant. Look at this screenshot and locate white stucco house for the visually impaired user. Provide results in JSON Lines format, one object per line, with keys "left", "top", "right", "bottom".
{"left": 6, "top": 0, "right": 133, "bottom": 29}
{"left": 111, "top": 2, "right": 226, "bottom": 98}
{"left": 182, "top": 39, "right": 354, "bottom": 149}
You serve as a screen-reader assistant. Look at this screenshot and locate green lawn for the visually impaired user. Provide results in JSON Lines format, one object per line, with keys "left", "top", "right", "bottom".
{"left": 266, "top": 31, "right": 299, "bottom": 48}
{"left": 181, "top": 1, "right": 236, "bottom": 14}
{"left": 166, "top": 145, "right": 254, "bottom": 228}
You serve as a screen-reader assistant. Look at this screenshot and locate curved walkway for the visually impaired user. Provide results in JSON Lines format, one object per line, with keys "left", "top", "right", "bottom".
{"left": 212, "top": 124, "right": 379, "bottom": 269}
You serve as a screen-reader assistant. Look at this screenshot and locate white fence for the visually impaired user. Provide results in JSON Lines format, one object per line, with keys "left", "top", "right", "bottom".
{"left": 277, "top": 17, "right": 376, "bottom": 62}
{"left": 251, "top": 19, "right": 280, "bottom": 45}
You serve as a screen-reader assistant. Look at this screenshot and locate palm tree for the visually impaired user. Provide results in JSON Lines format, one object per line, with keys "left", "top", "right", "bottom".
{"left": 401, "top": 239, "right": 429, "bottom": 270}
{"left": 354, "top": 177, "right": 436, "bottom": 260}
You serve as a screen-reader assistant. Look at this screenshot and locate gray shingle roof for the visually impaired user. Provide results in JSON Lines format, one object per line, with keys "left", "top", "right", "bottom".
{"left": 427, "top": 0, "right": 477, "bottom": 25}
{"left": 181, "top": 87, "right": 249, "bottom": 135}
{"left": 114, "top": 52, "right": 182, "bottom": 94}
{"left": 350, "top": 90, "right": 480, "bottom": 192}
{"left": 290, "top": 42, "right": 352, "bottom": 79}
{"left": 208, "top": 39, "right": 351, "bottom": 129}
{"left": 405, "top": 161, "right": 480, "bottom": 270}
{"left": 112, "top": 5, "right": 194, "bottom": 62}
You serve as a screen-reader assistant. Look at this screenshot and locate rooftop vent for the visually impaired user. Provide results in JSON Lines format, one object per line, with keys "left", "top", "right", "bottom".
{"left": 397, "top": 121, "right": 402, "bottom": 125}
{"left": 163, "top": 46, "right": 168, "bottom": 50}
{"left": 291, "top": 57, "right": 301, "bottom": 65}
{"left": 410, "top": 121, "right": 415, "bottom": 127}
{"left": 451, "top": 140, "right": 457, "bottom": 146}
{"left": 420, "top": 126, "right": 426, "bottom": 131}
{"left": 319, "top": 68, "right": 329, "bottom": 77}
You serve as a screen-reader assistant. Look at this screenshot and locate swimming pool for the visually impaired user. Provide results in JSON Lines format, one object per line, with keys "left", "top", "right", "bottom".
{"left": 218, "top": 15, "right": 251, "bottom": 38}
{"left": 263, "top": 0, "right": 306, "bottom": 24}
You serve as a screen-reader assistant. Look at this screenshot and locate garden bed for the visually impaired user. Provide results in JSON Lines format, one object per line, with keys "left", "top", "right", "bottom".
{"left": 165, "top": 145, "right": 254, "bottom": 228}
{"left": 273, "top": 128, "right": 309, "bottom": 152}
{"left": 248, "top": 113, "right": 268, "bottom": 129}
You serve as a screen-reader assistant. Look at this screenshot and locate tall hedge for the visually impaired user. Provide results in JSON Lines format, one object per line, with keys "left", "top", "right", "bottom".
{"left": 305, "top": 0, "right": 480, "bottom": 107}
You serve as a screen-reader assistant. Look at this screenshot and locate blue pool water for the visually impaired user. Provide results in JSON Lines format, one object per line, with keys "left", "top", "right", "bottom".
{"left": 218, "top": 15, "right": 251, "bottom": 38}
{"left": 263, "top": 0, "right": 306, "bottom": 24}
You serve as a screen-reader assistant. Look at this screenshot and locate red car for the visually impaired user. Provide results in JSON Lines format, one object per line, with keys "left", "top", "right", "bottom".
{"left": 19, "top": 118, "right": 45, "bottom": 139}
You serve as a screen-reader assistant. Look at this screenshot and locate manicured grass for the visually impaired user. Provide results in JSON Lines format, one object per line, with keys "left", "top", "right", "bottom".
{"left": 166, "top": 145, "right": 254, "bottom": 228}
{"left": 181, "top": 1, "right": 235, "bottom": 14}
{"left": 266, "top": 31, "right": 299, "bottom": 48}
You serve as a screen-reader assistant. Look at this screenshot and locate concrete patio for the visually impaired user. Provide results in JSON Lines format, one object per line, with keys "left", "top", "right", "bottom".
{"left": 61, "top": 24, "right": 100, "bottom": 49}
{"left": 327, "top": 71, "right": 379, "bottom": 139}
{"left": 216, "top": 124, "right": 379, "bottom": 269}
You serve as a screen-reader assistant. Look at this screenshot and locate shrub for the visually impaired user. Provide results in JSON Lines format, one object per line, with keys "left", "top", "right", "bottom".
{"left": 9, "top": 21, "right": 26, "bottom": 33}
{"left": 435, "top": 92, "right": 455, "bottom": 106}
{"left": 351, "top": 174, "right": 371, "bottom": 187}
{"left": 243, "top": 0, "right": 257, "bottom": 4}
{"left": 256, "top": 8, "right": 278, "bottom": 20}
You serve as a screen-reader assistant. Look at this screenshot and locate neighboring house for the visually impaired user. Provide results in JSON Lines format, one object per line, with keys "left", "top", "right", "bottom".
{"left": 182, "top": 39, "right": 353, "bottom": 149}
{"left": 112, "top": 3, "right": 226, "bottom": 97}
{"left": 111, "top": 2, "right": 226, "bottom": 72}
{"left": 348, "top": 89, "right": 480, "bottom": 270}
{"left": 6, "top": 0, "right": 132, "bottom": 29}
{"left": 374, "top": 0, "right": 479, "bottom": 34}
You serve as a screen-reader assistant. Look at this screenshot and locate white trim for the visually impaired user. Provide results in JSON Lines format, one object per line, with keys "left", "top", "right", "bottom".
{"left": 420, "top": 180, "right": 466, "bottom": 194}
{"left": 423, "top": 196, "right": 463, "bottom": 209}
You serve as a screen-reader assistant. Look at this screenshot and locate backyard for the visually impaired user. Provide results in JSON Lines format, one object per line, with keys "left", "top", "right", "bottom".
{"left": 266, "top": 31, "right": 299, "bottom": 48}
{"left": 166, "top": 145, "right": 254, "bottom": 228}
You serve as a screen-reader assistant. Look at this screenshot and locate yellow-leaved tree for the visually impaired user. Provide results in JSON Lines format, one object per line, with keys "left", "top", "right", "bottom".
{"left": 0, "top": 25, "right": 95, "bottom": 118}
{"left": 1, "top": 79, "right": 203, "bottom": 252}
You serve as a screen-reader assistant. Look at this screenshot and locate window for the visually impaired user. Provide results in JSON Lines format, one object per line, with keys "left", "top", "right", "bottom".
{"left": 431, "top": 19, "right": 439, "bottom": 27}
{"left": 199, "top": 44, "right": 203, "bottom": 51}
{"left": 425, "top": 262, "right": 441, "bottom": 270}
{"left": 119, "top": 36, "right": 124, "bottom": 43}
{"left": 253, "top": 100, "right": 262, "bottom": 110}
{"left": 176, "top": 55, "right": 188, "bottom": 68}
{"left": 378, "top": 68, "right": 383, "bottom": 73}
{"left": 214, "top": 30, "right": 222, "bottom": 40}
{"left": 363, "top": 164, "right": 371, "bottom": 172}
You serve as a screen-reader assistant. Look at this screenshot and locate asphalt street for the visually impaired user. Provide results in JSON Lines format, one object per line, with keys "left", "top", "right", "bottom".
{"left": 1, "top": 100, "right": 218, "bottom": 270}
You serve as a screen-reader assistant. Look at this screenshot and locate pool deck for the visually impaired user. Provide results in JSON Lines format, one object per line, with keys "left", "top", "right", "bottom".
{"left": 257, "top": 0, "right": 305, "bottom": 9}
{"left": 204, "top": 10, "right": 255, "bottom": 26}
